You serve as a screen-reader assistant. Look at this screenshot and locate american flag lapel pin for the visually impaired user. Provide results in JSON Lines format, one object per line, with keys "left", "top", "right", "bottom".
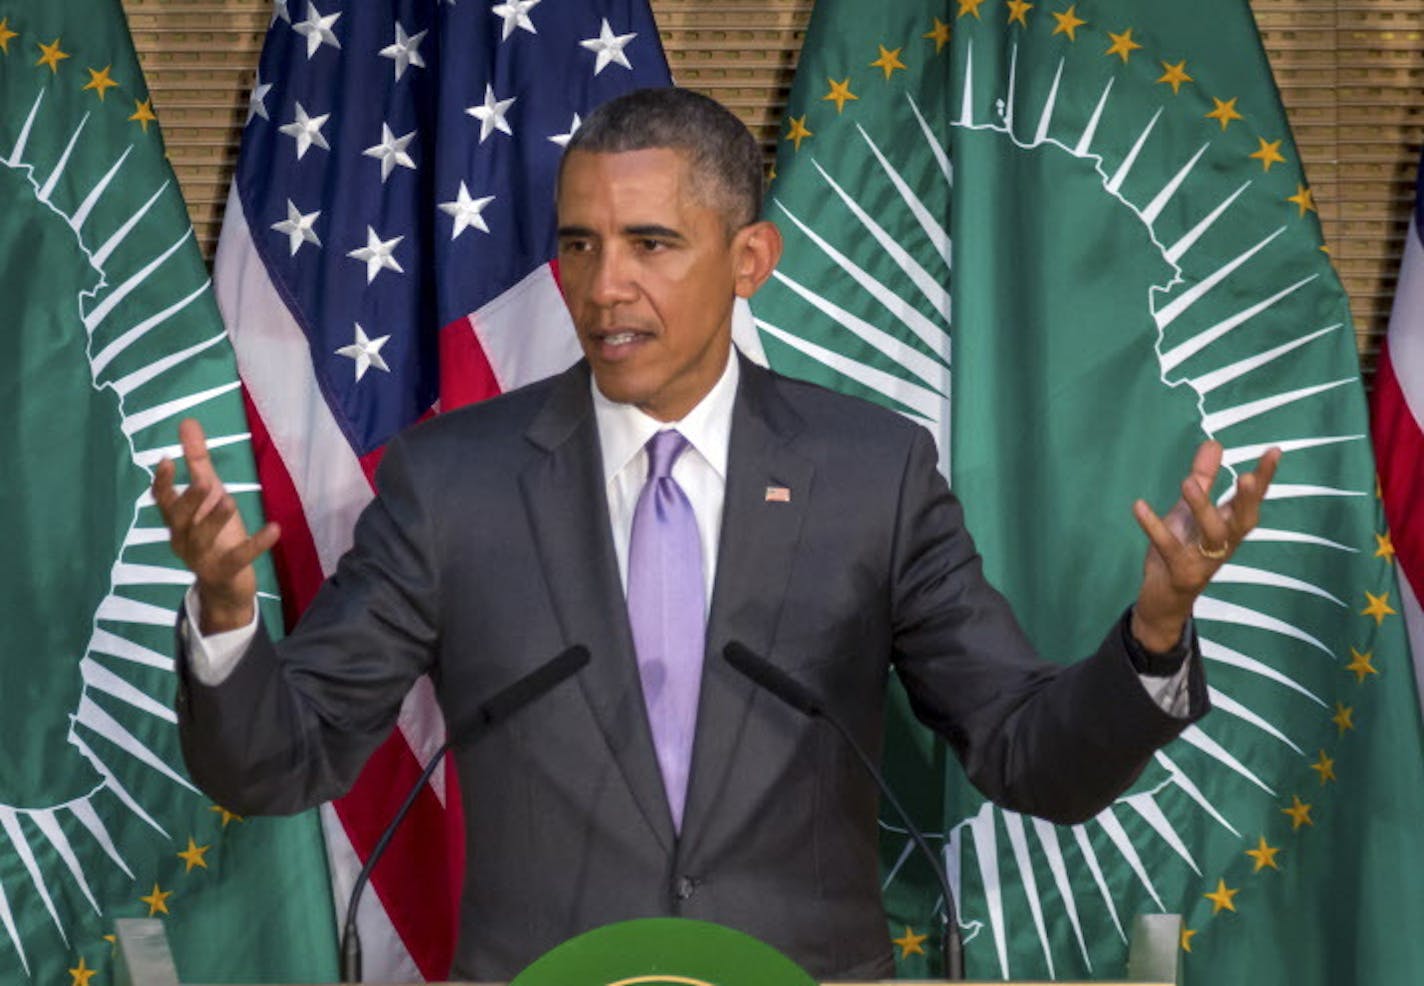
{"left": 764, "top": 485, "right": 791, "bottom": 503}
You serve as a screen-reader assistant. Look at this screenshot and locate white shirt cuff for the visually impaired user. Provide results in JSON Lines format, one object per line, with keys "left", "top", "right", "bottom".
{"left": 1138, "top": 660, "right": 1194, "bottom": 719}
{"left": 182, "top": 585, "right": 259, "bottom": 686}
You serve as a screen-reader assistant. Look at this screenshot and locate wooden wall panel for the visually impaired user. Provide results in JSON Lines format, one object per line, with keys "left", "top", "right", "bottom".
{"left": 118, "top": 0, "right": 1424, "bottom": 370}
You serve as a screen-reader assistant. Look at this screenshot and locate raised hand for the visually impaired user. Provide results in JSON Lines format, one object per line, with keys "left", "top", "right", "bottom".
{"left": 1130, "top": 439, "right": 1282, "bottom": 652}
{"left": 152, "top": 418, "right": 281, "bottom": 635}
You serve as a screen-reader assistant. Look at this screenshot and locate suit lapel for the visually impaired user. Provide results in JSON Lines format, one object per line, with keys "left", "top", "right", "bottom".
{"left": 680, "top": 359, "right": 814, "bottom": 850}
{"left": 518, "top": 363, "right": 676, "bottom": 852}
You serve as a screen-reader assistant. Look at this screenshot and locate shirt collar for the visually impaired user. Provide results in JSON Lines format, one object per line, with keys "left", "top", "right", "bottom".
{"left": 592, "top": 347, "right": 740, "bottom": 486}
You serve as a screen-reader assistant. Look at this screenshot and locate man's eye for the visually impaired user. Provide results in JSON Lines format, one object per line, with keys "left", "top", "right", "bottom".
{"left": 637, "top": 238, "right": 666, "bottom": 252}
{"left": 559, "top": 239, "right": 592, "bottom": 254}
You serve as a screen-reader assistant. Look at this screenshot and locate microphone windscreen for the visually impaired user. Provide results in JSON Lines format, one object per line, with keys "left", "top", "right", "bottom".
{"left": 723, "top": 641, "right": 823, "bottom": 717}
{"left": 482, "top": 644, "right": 591, "bottom": 725}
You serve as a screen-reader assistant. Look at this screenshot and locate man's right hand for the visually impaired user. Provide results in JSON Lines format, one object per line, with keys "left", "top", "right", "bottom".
{"left": 153, "top": 418, "right": 281, "bottom": 635}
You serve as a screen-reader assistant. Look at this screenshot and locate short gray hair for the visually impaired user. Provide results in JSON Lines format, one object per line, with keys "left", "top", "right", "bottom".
{"left": 561, "top": 87, "right": 764, "bottom": 230}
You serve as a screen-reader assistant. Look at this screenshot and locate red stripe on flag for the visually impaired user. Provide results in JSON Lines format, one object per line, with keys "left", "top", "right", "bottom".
{"left": 1371, "top": 348, "right": 1424, "bottom": 594}
{"left": 241, "top": 388, "right": 326, "bottom": 626}
{"left": 335, "top": 741, "right": 461, "bottom": 981}
{"left": 440, "top": 315, "right": 504, "bottom": 412}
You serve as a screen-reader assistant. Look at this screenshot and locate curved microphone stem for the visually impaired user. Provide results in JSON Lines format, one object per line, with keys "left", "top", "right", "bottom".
{"left": 337, "top": 644, "right": 590, "bottom": 983}
{"left": 339, "top": 740, "right": 451, "bottom": 982}
{"left": 818, "top": 711, "right": 964, "bottom": 980}
{"left": 723, "top": 642, "right": 964, "bottom": 980}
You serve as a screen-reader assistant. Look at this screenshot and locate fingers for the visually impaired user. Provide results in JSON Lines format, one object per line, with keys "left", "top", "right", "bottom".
{"left": 152, "top": 456, "right": 178, "bottom": 513}
{"left": 154, "top": 465, "right": 210, "bottom": 535}
{"left": 178, "top": 418, "right": 219, "bottom": 487}
{"left": 187, "top": 493, "right": 240, "bottom": 551}
{"left": 1181, "top": 469, "right": 1231, "bottom": 551}
{"left": 246, "top": 521, "right": 282, "bottom": 562}
{"left": 1140, "top": 443, "right": 1282, "bottom": 564}
{"left": 1218, "top": 446, "right": 1283, "bottom": 542}
{"left": 1182, "top": 442, "right": 1283, "bottom": 544}
{"left": 154, "top": 418, "right": 229, "bottom": 531}
{"left": 204, "top": 522, "right": 282, "bottom": 584}
{"left": 1133, "top": 498, "right": 1187, "bottom": 566}
{"left": 1188, "top": 439, "right": 1223, "bottom": 493}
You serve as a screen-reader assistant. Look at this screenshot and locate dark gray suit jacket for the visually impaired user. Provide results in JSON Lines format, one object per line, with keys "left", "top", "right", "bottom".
{"left": 178, "top": 355, "right": 1206, "bottom": 980}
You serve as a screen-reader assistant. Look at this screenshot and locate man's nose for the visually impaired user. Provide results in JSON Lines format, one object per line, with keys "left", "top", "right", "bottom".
{"left": 589, "top": 245, "right": 638, "bottom": 306}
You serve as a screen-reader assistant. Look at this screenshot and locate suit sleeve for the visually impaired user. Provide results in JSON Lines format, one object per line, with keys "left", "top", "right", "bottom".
{"left": 176, "top": 435, "right": 442, "bottom": 815}
{"left": 887, "top": 426, "right": 1207, "bottom": 825}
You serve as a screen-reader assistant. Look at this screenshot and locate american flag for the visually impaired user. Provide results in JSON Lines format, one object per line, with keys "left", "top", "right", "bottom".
{"left": 1374, "top": 149, "right": 1424, "bottom": 718}
{"left": 213, "top": 0, "right": 670, "bottom": 978}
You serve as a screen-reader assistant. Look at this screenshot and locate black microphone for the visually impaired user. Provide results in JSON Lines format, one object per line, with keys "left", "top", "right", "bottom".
{"left": 339, "top": 644, "right": 591, "bottom": 982}
{"left": 723, "top": 641, "right": 965, "bottom": 981}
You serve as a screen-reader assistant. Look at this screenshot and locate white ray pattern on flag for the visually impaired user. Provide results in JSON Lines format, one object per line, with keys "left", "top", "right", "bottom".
{"left": 0, "top": 79, "right": 273, "bottom": 964}
{"left": 753, "top": 24, "right": 1380, "bottom": 975}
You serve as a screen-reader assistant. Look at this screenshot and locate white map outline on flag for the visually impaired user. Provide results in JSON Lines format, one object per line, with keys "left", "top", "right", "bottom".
{"left": 1, "top": 79, "right": 267, "bottom": 975}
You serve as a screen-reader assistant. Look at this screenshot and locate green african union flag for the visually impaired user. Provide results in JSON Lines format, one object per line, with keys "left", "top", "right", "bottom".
{"left": 752, "top": 0, "right": 1424, "bottom": 982}
{"left": 0, "top": 3, "right": 336, "bottom": 984}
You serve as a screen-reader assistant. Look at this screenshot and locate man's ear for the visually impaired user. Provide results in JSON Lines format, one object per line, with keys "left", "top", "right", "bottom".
{"left": 732, "top": 220, "right": 784, "bottom": 299}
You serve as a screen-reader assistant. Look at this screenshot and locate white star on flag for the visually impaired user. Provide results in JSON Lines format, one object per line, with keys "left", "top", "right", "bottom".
{"left": 272, "top": 0, "right": 291, "bottom": 24}
{"left": 278, "top": 102, "right": 332, "bottom": 160}
{"left": 363, "top": 123, "right": 418, "bottom": 182}
{"left": 271, "top": 199, "right": 322, "bottom": 256}
{"left": 293, "top": 1, "right": 342, "bottom": 59}
{"left": 347, "top": 226, "right": 405, "bottom": 283}
{"left": 247, "top": 74, "right": 273, "bottom": 125}
{"left": 466, "top": 84, "right": 516, "bottom": 142}
{"left": 491, "top": 0, "right": 541, "bottom": 41}
{"left": 439, "top": 182, "right": 496, "bottom": 239}
{"left": 579, "top": 18, "right": 636, "bottom": 75}
{"left": 336, "top": 324, "right": 393, "bottom": 381}
{"left": 549, "top": 112, "right": 581, "bottom": 148}
{"left": 379, "top": 23, "right": 427, "bottom": 81}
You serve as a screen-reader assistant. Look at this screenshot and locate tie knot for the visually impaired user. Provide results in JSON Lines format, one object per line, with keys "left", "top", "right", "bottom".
{"left": 645, "top": 429, "right": 689, "bottom": 479}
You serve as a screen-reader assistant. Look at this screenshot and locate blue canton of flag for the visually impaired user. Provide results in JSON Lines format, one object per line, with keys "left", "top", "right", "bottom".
{"left": 238, "top": 0, "right": 671, "bottom": 456}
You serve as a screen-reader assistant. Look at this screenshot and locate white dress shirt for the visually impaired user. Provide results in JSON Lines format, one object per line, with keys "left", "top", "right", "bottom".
{"left": 593, "top": 349, "right": 739, "bottom": 607}
{"left": 184, "top": 347, "right": 1189, "bottom": 716}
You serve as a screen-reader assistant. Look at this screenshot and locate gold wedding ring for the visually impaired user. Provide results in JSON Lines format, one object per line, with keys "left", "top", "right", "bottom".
{"left": 1197, "top": 539, "right": 1228, "bottom": 560}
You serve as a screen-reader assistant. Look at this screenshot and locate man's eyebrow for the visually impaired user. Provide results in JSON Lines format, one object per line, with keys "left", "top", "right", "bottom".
{"left": 556, "top": 224, "right": 595, "bottom": 238}
{"left": 623, "top": 224, "right": 685, "bottom": 241}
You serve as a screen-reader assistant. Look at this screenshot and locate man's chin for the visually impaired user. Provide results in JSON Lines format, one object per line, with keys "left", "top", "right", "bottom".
{"left": 588, "top": 365, "right": 650, "bottom": 407}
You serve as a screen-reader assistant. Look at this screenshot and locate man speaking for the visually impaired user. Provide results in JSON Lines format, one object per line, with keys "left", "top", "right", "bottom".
{"left": 154, "top": 88, "right": 1279, "bottom": 981}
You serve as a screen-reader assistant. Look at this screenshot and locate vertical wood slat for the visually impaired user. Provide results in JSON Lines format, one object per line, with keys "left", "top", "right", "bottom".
{"left": 115, "top": 0, "right": 1424, "bottom": 366}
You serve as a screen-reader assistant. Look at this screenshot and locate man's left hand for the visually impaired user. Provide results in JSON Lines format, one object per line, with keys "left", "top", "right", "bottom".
{"left": 1130, "top": 439, "right": 1282, "bottom": 652}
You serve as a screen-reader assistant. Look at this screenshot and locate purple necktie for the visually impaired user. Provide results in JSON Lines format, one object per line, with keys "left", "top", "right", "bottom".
{"left": 626, "top": 429, "right": 706, "bottom": 832}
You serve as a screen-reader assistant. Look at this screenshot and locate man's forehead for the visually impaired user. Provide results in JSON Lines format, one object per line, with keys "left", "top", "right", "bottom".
{"left": 560, "top": 147, "right": 693, "bottom": 190}
{"left": 557, "top": 147, "right": 716, "bottom": 222}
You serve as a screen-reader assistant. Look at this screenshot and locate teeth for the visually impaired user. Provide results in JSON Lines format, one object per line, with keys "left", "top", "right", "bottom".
{"left": 605, "top": 332, "right": 637, "bottom": 346}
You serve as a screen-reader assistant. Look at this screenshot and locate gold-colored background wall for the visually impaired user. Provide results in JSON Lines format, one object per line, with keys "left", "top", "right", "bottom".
{"left": 121, "top": 0, "right": 1424, "bottom": 373}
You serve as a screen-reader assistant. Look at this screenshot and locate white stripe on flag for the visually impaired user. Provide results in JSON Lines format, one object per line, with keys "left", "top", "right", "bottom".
{"left": 466, "top": 264, "right": 582, "bottom": 393}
